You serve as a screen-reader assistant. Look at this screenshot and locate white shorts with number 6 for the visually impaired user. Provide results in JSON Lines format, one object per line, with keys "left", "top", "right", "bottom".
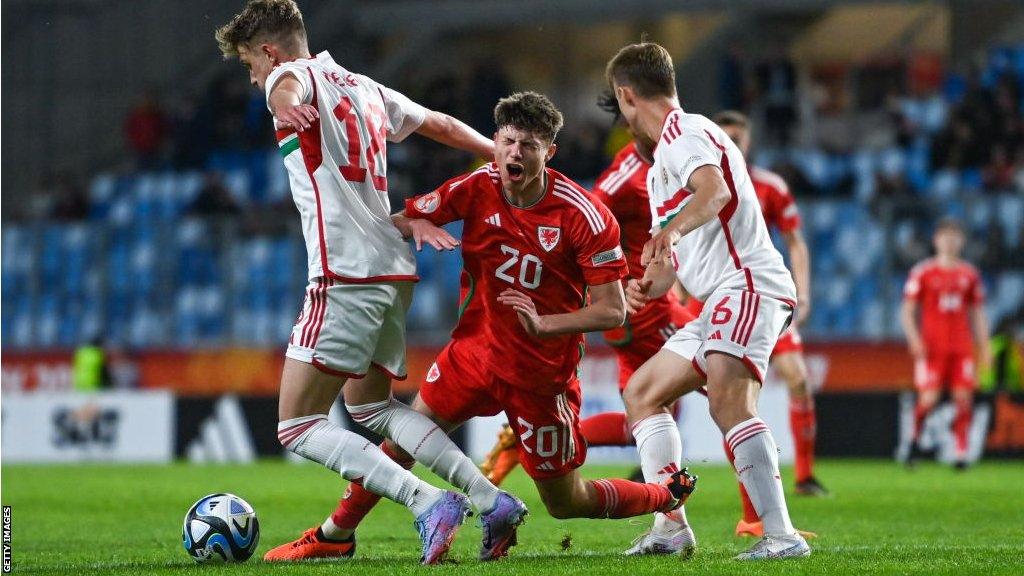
{"left": 663, "top": 288, "right": 793, "bottom": 383}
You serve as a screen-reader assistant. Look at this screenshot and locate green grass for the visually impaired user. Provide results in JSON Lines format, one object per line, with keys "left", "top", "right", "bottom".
{"left": 3, "top": 459, "right": 1022, "bottom": 575}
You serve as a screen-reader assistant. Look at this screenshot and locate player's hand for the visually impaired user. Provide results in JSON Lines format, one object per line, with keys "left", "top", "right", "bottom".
{"left": 275, "top": 103, "right": 319, "bottom": 132}
{"left": 794, "top": 296, "right": 811, "bottom": 327}
{"left": 497, "top": 288, "right": 546, "bottom": 338}
{"left": 978, "top": 345, "right": 994, "bottom": 374}
{"left": 641, "top": 228, "right": 681, "bottom": 267}
{"left": 407, "top": 219, "right": 459, "bottom": 252}
{"left": 908, "top": 339, "right": 926, "bottom": 359}
{"left": 625, "top": 278, "right": 652, "bottom": 315}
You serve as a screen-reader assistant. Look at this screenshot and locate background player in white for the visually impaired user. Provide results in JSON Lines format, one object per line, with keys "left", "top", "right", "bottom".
{"left": 605, "top": 42, "right": 810, "bottom": 559}
{"left": 215, "top": 0, "right": 521, "bottom": 565}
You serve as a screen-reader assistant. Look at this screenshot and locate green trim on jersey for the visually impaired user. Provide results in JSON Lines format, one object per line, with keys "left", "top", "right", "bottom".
{"left": 278, "top": 135, "right": 300, "bottom": 158}
{"left": 457, "top": 272, "right": 476, "bottom": 319}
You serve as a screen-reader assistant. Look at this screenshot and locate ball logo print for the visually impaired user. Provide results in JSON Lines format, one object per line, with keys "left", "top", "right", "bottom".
{"left": 414, "top": 191, "right": 440, "bottom": 214}
{"left": 182, "top": 493, "right": 259, "bottom": 563}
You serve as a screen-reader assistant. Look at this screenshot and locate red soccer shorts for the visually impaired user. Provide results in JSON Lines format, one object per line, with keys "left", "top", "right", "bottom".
{"left": 771, "top": 325, "right": 804, "bottom": 356}
{"left": 914, "top": 353, "right": 976, "bottom": 392}
{"left": 418, "top": 339, "right": 587, "bottom": 480}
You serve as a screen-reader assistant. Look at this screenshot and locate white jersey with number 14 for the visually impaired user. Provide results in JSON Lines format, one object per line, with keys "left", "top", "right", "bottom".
{"left": 267, "top": 51, "right": 426, "bottom": 282}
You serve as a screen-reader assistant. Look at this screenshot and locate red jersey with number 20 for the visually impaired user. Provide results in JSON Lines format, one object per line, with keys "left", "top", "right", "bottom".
{"left": 405, "top": 164, "right": 628, "bottom": 394}
{"left": 903, "top": 258, "right": 984, "bottom": 355}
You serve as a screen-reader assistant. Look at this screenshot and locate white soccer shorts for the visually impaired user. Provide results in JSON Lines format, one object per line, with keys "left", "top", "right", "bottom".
{"left": 286, "top": 279, "right": 413, "bottom": 380}
{"left": 663, "top": 288, "right": 793, "bottom": 383}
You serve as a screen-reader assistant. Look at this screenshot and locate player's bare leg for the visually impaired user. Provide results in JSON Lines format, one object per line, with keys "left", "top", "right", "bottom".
{"left": 270, "top": 359, "right": 457, "bottom": 563}
{"left": 704, "top": 352, "right": 809, "bottom": 559}
{"left": 621, "top": 350, "right": 703, "bottom": 555}
{"left": 908, "top": 388, "right": 941, "bottom": 467}
{"left": 950, "top": 388, "right": 974, "bottom": 470}
{"left": 773, "top": 351, "right": 827, "bottom": 496}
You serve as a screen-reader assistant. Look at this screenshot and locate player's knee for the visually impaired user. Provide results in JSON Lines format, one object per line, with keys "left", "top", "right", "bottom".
{"left": 345, "top": 398, "right": 397, "bottom": 434}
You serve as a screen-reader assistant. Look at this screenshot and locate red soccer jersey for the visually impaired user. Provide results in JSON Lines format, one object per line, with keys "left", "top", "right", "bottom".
{"left": 750, "top": 166, "right": 801, "bottom": 234}
{"left": 903, "top": 258, "right": 985, "bottom": 355}
{"left": 592, "top": 142, "right": 683, "bottom": 339}
{"left": 406, "top": 163, "right": 628, "bottom": 394}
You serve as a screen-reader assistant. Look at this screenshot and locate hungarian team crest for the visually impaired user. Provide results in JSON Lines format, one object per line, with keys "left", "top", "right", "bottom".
{"left": 538, "top": 226, "right": 561, "bottom": 252}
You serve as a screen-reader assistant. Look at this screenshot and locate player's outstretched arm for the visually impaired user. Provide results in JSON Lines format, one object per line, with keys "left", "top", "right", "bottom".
{"left": 497, "top": 280, "right": 626, "bottom": 338}
{"left": 391, "top": 211, "right": 460, "bottom": 252}
{"left": 900, "top": 299, "right": 925, "bottom": 359}
{"left": 642, "top": 165, "right": 731, "bottom": 266}
{"left": 416, "top": 111, "right": 495, "bottom": 159}
{"left": 971, "top": 304, "right": 993, "bottom": 371}
{"left": 783, "top": 229, "right": 812, "bottom": 325}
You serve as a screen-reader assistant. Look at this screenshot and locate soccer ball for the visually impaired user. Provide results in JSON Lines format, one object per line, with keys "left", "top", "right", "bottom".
{"left": 182, "top": 493, "right": 260, "bottom": 563}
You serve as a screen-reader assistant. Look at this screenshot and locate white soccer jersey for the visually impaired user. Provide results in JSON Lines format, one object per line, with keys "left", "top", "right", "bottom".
{"left": 647, "top": 110, "right": 796, "bottom": 305}
{"left": 266, "top": 51, "right": 427, "bottom": 282}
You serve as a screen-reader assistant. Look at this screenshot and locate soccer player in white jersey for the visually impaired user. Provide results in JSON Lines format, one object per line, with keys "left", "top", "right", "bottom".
{"left": 215, "top": 0, "right": 524, "bottom": 565}
{"left": 605, "top": 43, "right": 810, "bottom": 560}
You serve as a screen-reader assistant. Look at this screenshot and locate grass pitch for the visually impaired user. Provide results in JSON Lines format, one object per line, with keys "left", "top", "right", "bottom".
{"left": 3, "top": 459, "right": 1021, "bottom": 575}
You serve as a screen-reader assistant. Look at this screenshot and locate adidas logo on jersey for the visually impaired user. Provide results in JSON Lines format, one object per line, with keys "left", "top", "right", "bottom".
{"left": 537, "top": 461, "right": 556, "bottom": 471}
{"left": 709, "top": 330, "right": 723, "bottom": 340}
{"left": 485, "top": 213, "right": 502, "bottom": 227}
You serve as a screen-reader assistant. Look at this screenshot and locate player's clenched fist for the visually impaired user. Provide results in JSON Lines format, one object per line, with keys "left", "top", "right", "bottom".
{"left": 641, "top": 227, "right": 681, "bottom": 267}
{"left": 498, "top": 288, "right": 547, "bottom": 338}
{"left": 624, "top": 278, "right": 652, "bottom": 315}
{"left": 275, "top": 103, "right": 320, "bottom": 131}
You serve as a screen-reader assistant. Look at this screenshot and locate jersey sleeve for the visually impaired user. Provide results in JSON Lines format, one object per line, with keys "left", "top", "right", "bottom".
{"left": 265, "top": 63, "right": 313, "bottom": 114}
{"left": 670, "top": 131, "right": 722, "bottom": 188}
{"left": 404, "top": 171, "right": 479, "bottom": 226}
{"left": 358, "top": 74, "right": 428, "bottom": 143}
{"left": 903, "top": 265, "right": 926, "bottom": 301}
{"left": 572, "top": 199, "right": 629, "bottom": 286}
{"left": 770, "top": 181, "right": 801, "bottom": 233}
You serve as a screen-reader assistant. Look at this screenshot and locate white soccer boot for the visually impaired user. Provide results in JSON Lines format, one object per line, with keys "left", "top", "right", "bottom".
{"left": 623, "top": 512, "right": 696, "bottom": 558}
{"left": 734, "top": 532, "right": 811, "bottom": 560}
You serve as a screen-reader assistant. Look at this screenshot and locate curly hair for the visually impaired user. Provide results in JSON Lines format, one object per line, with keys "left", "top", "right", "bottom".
{"left": 605, "top": 42, "right": 676, "bottom": 99}
{"left": 215, "top": 0, "right": 307, "bottom": 59}
{"left": 493, "top": 92, "right": 564, "bottom": 144}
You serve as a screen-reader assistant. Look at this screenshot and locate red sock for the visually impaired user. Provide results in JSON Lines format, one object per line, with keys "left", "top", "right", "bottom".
{"left": 912, "top": 401, "right": 931, "bottom": 442}
{"left": 789, "top": 398, "right": 816, "bottom": 483}
{"left": 589, "top": 478, "right": 674, "bottom": 518}
{"left": 330, "top": 442, "right": 414, "bottom": 530}
{"left": 724, "top": 441, "right": 759, "bottom": 523}
{"left": 952, "top": 398, "right": 973, "bottom": 458}
{"left": 580, "top": 412, "right": 632, "bottom": 446}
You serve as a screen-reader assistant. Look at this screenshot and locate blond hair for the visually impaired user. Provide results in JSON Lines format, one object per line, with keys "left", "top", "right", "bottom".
{"left": 215, "top": 0, "right": 307, "bottom": 58}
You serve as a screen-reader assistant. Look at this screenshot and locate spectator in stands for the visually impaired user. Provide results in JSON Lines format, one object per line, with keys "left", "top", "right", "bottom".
{"left": 124, "top": 89, "right": 169, "bottom": 170}
{"left": 49, "top": 172, "right": 89, "bottom": 222}
{"left": 188, "top": 173, "right": 241, "bottom": 217}
{"left": 753, "top": 48, "right": 798, "bottom": 146}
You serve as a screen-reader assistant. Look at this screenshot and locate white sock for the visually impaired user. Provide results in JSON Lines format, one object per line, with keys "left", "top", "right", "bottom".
{"left": 631, "top": 412, "right": 689, "bottom": 529}
{"left": 278, "top": 415, "right": 441, "bottom": 517}
{"left": 346, "top": 398, "right": 501, "bottom": 513}
{"left": 320, "top": 516, "right": 347, "bottom": 541}
{"left": 725, "top": 417, "right": 795, "bottom": 536}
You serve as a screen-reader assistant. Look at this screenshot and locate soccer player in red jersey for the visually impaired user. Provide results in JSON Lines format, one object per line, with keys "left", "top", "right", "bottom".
{"left": 901, "top": 218, "right": 991, "bottom": 469}
{"left": 308, "top": 92, "right": 697, "bottom": 561}
{"left": 479, "top": 93, "right": 695, "bottom": 485}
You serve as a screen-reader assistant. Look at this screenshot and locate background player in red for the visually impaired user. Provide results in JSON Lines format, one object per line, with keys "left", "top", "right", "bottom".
{"left": 480, "top": 93, "right": 695, "bottom": 485}
{"left": 901, "top": 218, "right": 991, "bottom": 469}
{"left": 308, "top": 92, "right": 697, "bottom": 561}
